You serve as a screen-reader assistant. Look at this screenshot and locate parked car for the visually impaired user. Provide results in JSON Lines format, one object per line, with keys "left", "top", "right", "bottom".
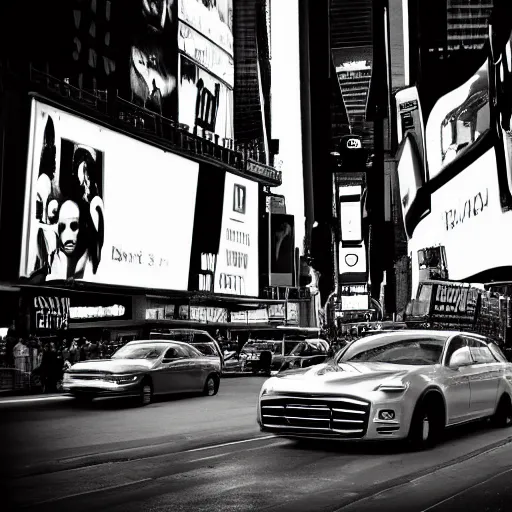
{"left": 237, "top": 339, "right": 299, "bottom": 375}
{"left": 270, "top": 339, "right": 330, "bottom": 375}
{"left": 257, "top": 330, "right": 512, "bottom": 449}
{"left": 149, "top": 329, "right": 224, "bottom": 372}
{"left": 63, "top": 339, "right": 221, "bottom": 405}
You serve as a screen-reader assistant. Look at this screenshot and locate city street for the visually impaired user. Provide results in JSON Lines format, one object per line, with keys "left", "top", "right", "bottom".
{"left": 1, "top": 377, "right": 512, "bottom": 511}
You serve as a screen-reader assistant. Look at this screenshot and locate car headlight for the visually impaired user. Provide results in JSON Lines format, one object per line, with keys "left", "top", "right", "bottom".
{"left": 374, "top": 382, "right": 408, "bottom": 392}
{"left": 104, "top": 375, "right": 139, "bottom": 385}
{"left": 260, "top": 381, "right": 277, "bottom": 397}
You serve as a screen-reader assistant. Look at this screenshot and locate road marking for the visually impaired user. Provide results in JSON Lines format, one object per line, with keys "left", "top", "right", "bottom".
{"left": 183, "top": 435, "right": 275, "bottom": 453}
{"left": 0, "top": 396, "right": 73, "bottom": 405}
{"left": 20, "top": 478, "right": 153, "bottom": 507}
{"left": 420, "top": 467, "right": 512, "bottom": 512}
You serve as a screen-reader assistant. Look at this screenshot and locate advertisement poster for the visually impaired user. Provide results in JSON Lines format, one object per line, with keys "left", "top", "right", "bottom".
{"left": 178, "top": 22, "right": 234, "bottom": 86}
{"left": 178, "top": 0, "right": 233, "bottom": 56}
{"left": 338, "top": 185, "right": 362, "bottom": 243}
{"left": 269, "top": 213, "right": 295, "bottom": 287}
{"left": 127, "top": 0, "right": 179, "bottom": 118}
{"left": 179, "top": 54, "right": 234, "bottom": 141}
{"left": 20, "top": 100, "right": 199, "bottom": 291}
{"left": 214, "top": 173, "right": 259, "bottom": 296}
{"left": 188, "top": 166, "right": 226, "bottom": 293}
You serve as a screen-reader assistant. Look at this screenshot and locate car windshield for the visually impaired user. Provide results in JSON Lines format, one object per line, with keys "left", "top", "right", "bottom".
{"left": 338, "top": 334, "right": 448, "bottom": 365}
{"left": 192, "top": 343, "right": 218, "bottom": 357}
{"left": 111, "top": 344, "right": 166, "bottom": 360}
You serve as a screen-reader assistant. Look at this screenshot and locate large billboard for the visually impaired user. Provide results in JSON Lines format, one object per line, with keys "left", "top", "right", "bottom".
{"left": 188, "top": 168, "right": 259, "bottom": 297}
{"left": 178, "top": 0, "right": 233, "bottom": 57}
{"left": 214, "top": 174, "right": 259, "bottom": 296}
{"left": 20, "top": 99, "right": 199, "bottom": 291}
{"left": 178, "top": 54, "right": 234, "bottom": 141}
{"left": 269, "top": 213, "right": 295, "bottom": 287}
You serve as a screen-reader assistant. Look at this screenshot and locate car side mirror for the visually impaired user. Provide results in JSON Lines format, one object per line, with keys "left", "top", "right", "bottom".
{"left": 448, "top": 348, "right": 472, "bottom": 369}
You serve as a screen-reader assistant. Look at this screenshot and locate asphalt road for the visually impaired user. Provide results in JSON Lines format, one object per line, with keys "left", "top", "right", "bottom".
{"left": 1, "top": 376, "right": 512, "bottom": 512}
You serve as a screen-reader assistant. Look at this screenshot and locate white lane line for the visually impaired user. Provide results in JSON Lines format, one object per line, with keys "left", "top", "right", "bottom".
{"left": 420, "top": 467, "right": 512, "bottom": 512}
{"left": 183, "top": 435, "right": 276, "bottom": 453}
{"left": 22, "top": 478, "right": 153, "bottom": 507}
{"left": 0, "top": 396, "right": 73, "bottom": 404}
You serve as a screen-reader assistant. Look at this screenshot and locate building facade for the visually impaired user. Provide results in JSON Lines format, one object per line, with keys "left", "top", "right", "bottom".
{"left": 0, "top": 0, "right": 313, "bottom": 358}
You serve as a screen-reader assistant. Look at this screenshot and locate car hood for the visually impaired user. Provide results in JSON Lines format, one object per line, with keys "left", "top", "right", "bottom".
{"left": 68, "top": 359, "right": 156, "bottom": 374}
{"left": 270, "top": 361, "right": 432, "bottom": 394}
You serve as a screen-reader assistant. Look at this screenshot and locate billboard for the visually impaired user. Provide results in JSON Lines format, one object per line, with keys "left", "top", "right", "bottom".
{"left": 20, "top": 100, "right": 199, "bottom": 291}
{"left": 127, "top": 0, "right": 179, "bottom": 118}
{"left": 269, "top": 213, "right": 295, "bottom": 286}
{"left": 338, "top": 185, "right": 363, "bottom": 243}
{"left": 178, "top": 22, "right": 234, "bottom": 86}
{"left": 178, "top": 0, "right": 233, "bottom": 56}
{"left": 214, "top": 174, "right": 259, "bottom": 296}
{"left": 178, "top": 54, "right": 234, "bottom": 141}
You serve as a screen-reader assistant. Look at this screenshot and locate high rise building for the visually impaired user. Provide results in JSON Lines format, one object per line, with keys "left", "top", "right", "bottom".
{"left": 447, "top": 0, "right": 494, "bottom": 51}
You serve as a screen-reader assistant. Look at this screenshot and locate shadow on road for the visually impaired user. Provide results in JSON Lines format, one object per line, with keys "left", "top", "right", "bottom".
{"left": 276, "top": 419, "right": 496, "bottom": 456}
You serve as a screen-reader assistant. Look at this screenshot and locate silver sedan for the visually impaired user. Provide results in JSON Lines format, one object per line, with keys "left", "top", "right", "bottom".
{"left": 257, "top": 330, "right": 512, "bottom": 449}
{"left": 63, "top": 339, "right": 221, "bottom": 405}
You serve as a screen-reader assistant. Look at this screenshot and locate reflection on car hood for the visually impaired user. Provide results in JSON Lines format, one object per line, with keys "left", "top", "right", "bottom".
{"left": 68, "top": 359, "right": 156, "bottom": 374}
{"left": 273, "top": 361, "right": 427, "bottom": 394}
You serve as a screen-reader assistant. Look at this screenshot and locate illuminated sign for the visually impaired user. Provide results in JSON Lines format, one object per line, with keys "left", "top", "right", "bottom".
{"left": 178, "top": 0, "right": 234, "bottom": 57}
{"left": 34, "top": 297, "right": 70, "bottom": 330}
{"left": 20, "top": 100, "right": 199, "bottom": 291}
{"left": 286, "top": 302, "right": 299, "bottom": 324}
{"left": 179, "top": 54, "right": 234, "bottom": 142}
{"left": 189, "top": 306, "right": 228, "bottom": 323}
{"left": 341, "top": 295, "right": 369, "bottom": 311}
{"left": 213, "top": 173, "right": 259, "bottom": 297}
{"left": 339, "top": 185, "right": 363, "bottom": 242}
{"left": 346, "top": 138, "right": 362, "bottom": 149}
{"left": 70, "top": 305, "right": 126, "bottom": 320}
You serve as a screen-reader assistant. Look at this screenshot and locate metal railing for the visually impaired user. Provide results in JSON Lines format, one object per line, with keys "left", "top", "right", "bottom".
{"left": 25, "top": 66, "right": 282, "bottom": 186}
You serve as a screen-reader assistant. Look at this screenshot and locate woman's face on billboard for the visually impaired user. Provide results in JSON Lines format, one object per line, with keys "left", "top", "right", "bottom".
{"left": 58, "top": 200, "right": 80, "bottom": 256}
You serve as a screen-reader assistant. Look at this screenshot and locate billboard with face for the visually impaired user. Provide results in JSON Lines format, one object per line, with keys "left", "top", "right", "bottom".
{"left": 20, "top": 99, "right": 199, "bottom": 291}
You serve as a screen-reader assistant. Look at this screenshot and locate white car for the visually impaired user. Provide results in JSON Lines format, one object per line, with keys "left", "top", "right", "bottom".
{"left": 257, "top": 330, "right": 512, "bottom": 449}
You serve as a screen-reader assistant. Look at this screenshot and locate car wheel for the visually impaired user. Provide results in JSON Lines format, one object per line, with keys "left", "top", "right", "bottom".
{"left": 408, "top": 396, "right": 444, "bottom": 450}
{"left": 139, "top": 378, "right": 153, "bottom": 406}
{"left": 203, "top": 375, "right": 219, "bottom": 396}
{"left": 491, "top": 394, "right": 512, "bottom": 428}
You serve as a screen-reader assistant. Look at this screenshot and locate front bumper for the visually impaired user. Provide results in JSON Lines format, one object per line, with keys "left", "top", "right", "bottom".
{"left": 63, "top": 378, "right": 141, "bottom": 397}
{"left": 258, "top": 394, "right": 410, "bottom": 441}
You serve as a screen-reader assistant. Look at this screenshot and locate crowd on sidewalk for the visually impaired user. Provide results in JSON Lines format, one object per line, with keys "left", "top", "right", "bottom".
{"left": 0, "top": 329, "right": 122, "bottom": 392}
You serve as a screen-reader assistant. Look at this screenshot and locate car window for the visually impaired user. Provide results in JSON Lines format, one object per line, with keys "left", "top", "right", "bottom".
{"left": 112, "top": 344, "right": 166, "bottom": 360}
{"left": 192, "top": 343, "right": 217, "bottom": 357}
{"left": 488, "top": 343, "right": 508, "bottom": 363}
{"left": 467, "top": 338, "right": 497, "bottom": 364}
{"left": 339, "top": 334, "right": 446, "bottom": 365}
{"left": 181, "top": 345, "right": 202, "bottom": 358}
{"left": 164, "top": 345, "right": 190, "bottom": 359}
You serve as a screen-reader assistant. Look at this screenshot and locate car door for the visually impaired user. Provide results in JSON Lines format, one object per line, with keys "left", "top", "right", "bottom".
{"left": 193, "top": 333, "right": 223, "bottom": 368}
{"left": 465, "top": 336, "right": 501, "bottom": 417}
{"left": 442, "top": 336, "right": 472, "bottom": 424}
{"left": 182, "top": 345, "right": 208, "bottom": 392}
{"left": 158, "top": 345, "right": 195, "bottom": 394}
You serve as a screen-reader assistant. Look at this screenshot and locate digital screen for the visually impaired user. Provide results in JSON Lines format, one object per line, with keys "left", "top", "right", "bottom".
{"left": 20, "top": 99, "right": 199, "bottom": 291}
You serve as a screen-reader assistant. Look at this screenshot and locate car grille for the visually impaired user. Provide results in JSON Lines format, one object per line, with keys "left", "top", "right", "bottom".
{"left": 260, "top": 395, "right": 371, "bottom": 438}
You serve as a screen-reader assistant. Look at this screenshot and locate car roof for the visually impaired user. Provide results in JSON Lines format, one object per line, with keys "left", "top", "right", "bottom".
{"left": 353, "top": 330, "right": 490, "bottom": 341}
{"left": 125, "top": 339, "right": 193, "bottom": 347}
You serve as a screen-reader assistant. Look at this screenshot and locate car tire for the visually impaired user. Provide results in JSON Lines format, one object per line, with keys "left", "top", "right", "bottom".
{"left": 203, "top": 374, "right": 219, "bottom": 396}
{"left": 408, "top": 395, "right": 444, "bottom": 450}
{"left": 491, "top": 394, "right": 512, "bottom": 428}
{"left": 139, "top": 378, "right": 153, "bottom": 406}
